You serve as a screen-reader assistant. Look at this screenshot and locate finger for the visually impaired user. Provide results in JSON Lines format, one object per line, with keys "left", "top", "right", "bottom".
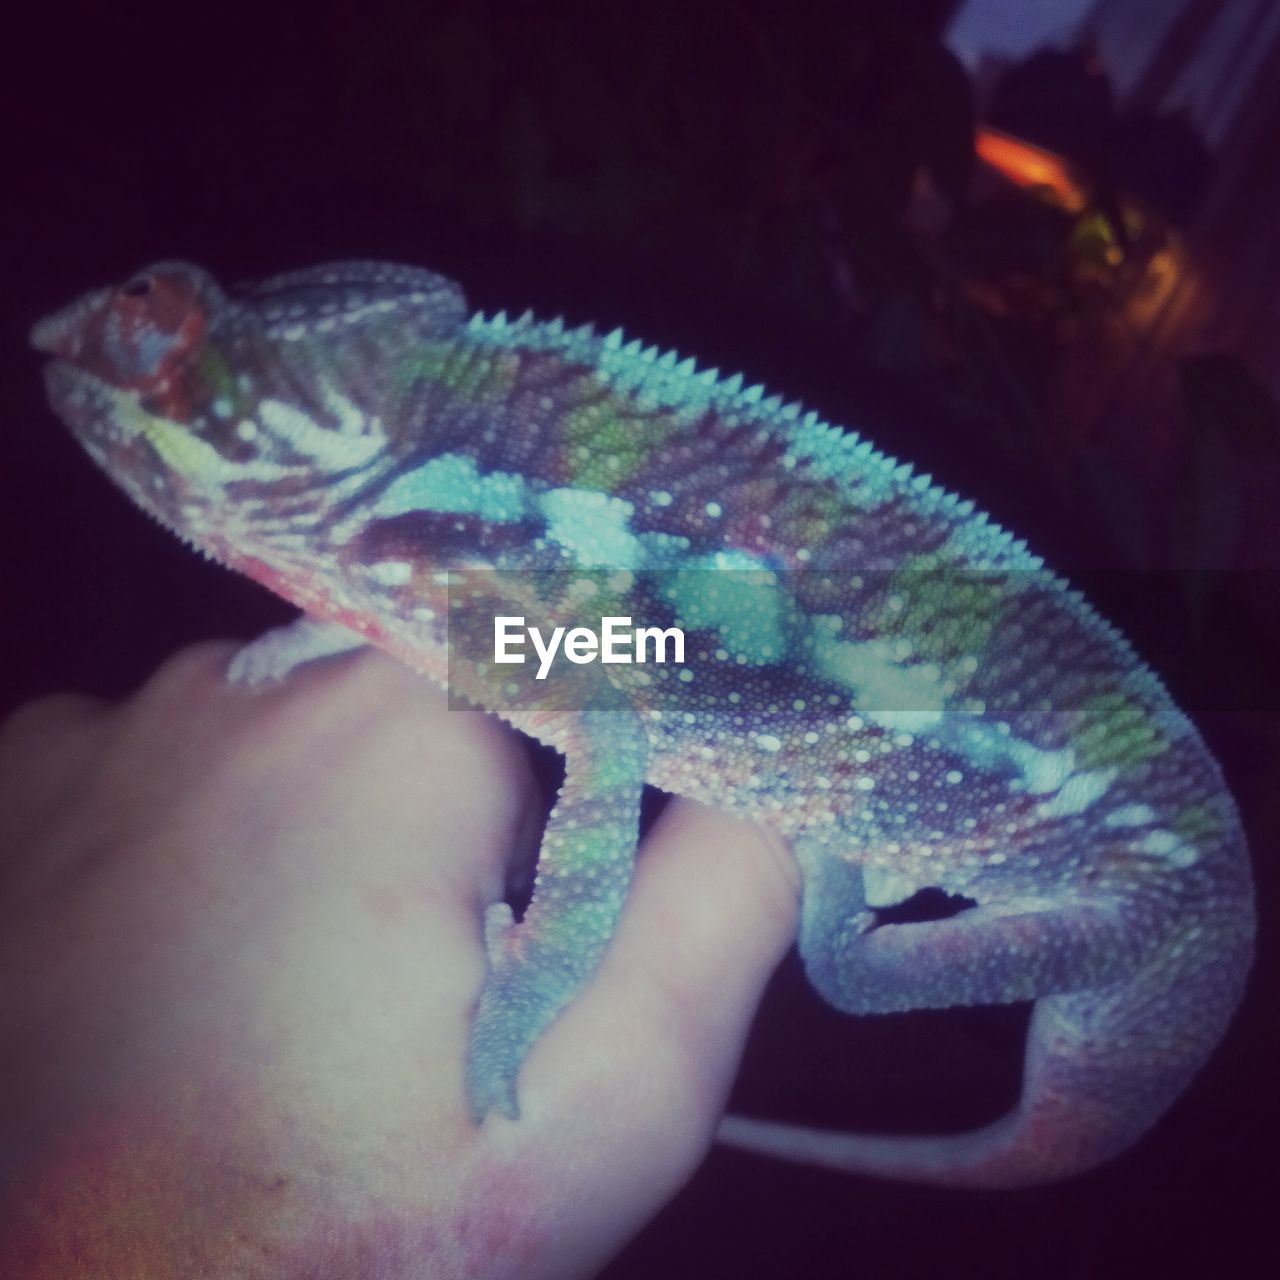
{"left": 122, "top": 643, "right": 544, "bottom": 901}
{"left": 0, "top": 690, "right": 112, "bottom": 860}
{"left": 616, "top": 798, "right": 800, "bottom": 1069}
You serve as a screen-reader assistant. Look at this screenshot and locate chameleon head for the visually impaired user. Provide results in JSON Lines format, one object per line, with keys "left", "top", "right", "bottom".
{"left": 32, "top": 266, "right": 212, "bottom": 383}
{"left": 33, "top": 263, "right": 213, "bottom": 433}
{"left": 30, "top": 261, "right": 434, "bottom": 564}
{"left": 30, "top": 262, "right": 273, "bottom": 544}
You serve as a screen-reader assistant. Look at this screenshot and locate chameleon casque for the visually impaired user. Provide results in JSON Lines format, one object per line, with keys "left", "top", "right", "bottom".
{"left": 31, "top": 260, "right": 1255, "bottom": 1190}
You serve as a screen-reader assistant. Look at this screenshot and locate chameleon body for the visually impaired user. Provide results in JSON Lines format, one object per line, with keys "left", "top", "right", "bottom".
{"left": 32, "top": 261, "right": 1254, "bottom": 1188}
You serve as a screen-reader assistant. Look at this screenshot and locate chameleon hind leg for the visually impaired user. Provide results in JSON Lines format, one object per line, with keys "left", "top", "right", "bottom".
{"left": 719, "top": 838, "right": 1252, "bottom": 1187}
{"left": 466, "top": 703, "right": 649, "bottom": 1120}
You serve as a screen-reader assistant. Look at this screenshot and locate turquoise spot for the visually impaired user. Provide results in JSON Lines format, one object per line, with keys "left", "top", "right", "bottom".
{"left": 540, "top": 488, "right": 643, "bottom": 568}
{"left": 374, "top": 453, "right": 528, "bottom": 523}
{"left": 665, "top": 551, "right": 792, "bottom": 664}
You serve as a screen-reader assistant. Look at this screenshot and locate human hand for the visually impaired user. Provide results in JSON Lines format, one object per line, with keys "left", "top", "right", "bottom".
{"left": 0, "top": 644, "right": 798, "bottom": 1278}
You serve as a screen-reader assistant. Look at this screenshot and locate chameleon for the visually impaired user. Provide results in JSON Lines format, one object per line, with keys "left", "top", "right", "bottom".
{"left": 30, "top": 259, "right": 1254, "bottom": 1189}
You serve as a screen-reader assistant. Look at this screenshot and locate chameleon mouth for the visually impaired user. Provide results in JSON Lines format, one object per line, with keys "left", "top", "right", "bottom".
{"left": 40, "top": 358, "right": 246, "bottom": 502}
{"left": 30, "top": 285, "right": 115, "bottom": 360}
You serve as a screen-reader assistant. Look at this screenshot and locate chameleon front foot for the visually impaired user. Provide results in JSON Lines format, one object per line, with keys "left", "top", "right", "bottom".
{"left": 227, "top": 617, "right": 371, "bottom": 686}
{"left": 465, "top": 905, "right": 588, "bottom": 1121}
{"left": 466, "top": 706, "right": 648, "bottom": 1121}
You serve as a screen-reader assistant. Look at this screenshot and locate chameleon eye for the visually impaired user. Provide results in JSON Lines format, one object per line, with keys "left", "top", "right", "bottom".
{"left": 121, "top": 276, "right": 153, "bottom": 299}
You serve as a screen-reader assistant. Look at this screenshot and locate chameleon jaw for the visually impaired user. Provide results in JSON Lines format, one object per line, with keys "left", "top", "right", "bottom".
{"left": 39, "top": 359, "right": 224, "bottom": 488}
{"left": 40, "top": 360, "right": 134, "bottom": 439}
{"left": 37, "top": 360, "right": 170, "bottom": 487}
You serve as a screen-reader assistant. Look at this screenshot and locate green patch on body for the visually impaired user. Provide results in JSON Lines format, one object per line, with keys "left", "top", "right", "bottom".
{"left": 788, "top": 487, "right": 860, "bottom": 561}
{"left": 396, "top": 343, "right": 522, "bottom": 405}
{"left": 873, "top": 552, "right": 1007, "bottom": 666}
{"left": 563, "top": 386, "right": 681, "bottom": 487}
{"left": 197, "top": 347, "right": 241, "bottom": 403}
{"left": 1075, "top": 690, "right": 1169, "bottom": 770}
{"left": 1170, "top": 802, "right": 1223, "bottom": 851}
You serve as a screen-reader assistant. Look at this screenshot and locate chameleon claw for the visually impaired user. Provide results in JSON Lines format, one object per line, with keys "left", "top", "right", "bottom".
{"left": 482, "top": 901, "right": 516, "bottom": 968}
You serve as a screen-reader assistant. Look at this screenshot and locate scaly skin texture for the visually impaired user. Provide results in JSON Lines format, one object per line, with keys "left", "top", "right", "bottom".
{"left": 32, "top": 260, "right": 1254, "bottom": 1189}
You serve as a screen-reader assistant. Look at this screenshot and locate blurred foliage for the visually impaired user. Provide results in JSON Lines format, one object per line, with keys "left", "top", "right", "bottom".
{"left": 988, "top": 47, "right": 1212, "bottom": 223}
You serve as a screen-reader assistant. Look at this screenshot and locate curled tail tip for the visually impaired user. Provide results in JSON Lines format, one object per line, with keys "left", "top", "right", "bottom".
{"left": 715, "top": 1110, "right": 1117, "bottom": 1190}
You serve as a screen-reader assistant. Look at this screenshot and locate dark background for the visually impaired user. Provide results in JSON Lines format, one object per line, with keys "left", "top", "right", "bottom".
{"left": 2, "top": 2, "right": 1276, "bottom": 1276}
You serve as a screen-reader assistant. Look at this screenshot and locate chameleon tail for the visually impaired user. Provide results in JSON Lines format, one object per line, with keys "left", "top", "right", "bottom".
{"left": 717, "top": 912, "right": 1253, "bottom": 1188}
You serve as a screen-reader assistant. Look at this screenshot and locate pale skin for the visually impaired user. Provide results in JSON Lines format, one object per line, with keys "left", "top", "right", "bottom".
{"left": 0, "top": 644, "right": 799, "bottom": 1279}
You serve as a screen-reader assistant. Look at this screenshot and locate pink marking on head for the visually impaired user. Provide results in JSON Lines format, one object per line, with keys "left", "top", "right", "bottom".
{"left": 31, "top": 266, "right": 209, "bottom": 395}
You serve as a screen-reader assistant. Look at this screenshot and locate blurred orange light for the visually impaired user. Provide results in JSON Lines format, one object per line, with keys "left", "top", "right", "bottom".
{"left": 975, "top": 126, "right": 1089, "bottom": 212}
